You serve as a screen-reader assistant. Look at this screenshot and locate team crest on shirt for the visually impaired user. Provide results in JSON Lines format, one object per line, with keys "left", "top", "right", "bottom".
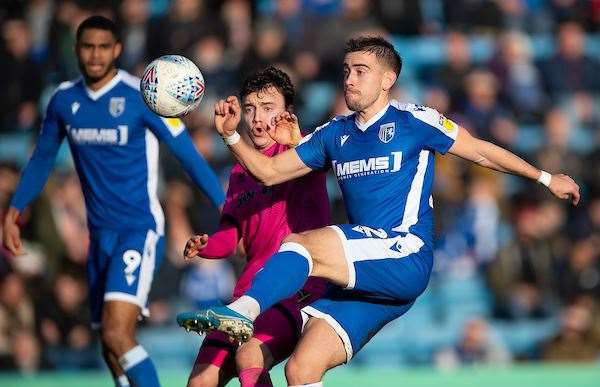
{"left": 109, "top": 97, "right": 126, "bottom": 117}
{"left": 378, "top": 122, "right": 395, "bottom": 143}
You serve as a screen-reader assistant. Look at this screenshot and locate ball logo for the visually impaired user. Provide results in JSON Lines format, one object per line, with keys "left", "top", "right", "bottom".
{"left": 379, "top": 122, "right": 395, "bottom": 143}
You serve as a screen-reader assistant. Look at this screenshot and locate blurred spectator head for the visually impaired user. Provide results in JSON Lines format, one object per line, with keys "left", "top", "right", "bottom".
{"left": 2, "top": 18, "right": 32, "bottom": 60}
{"left": 10, "top": 329, "right": 40, "bottom": 374}
{"left": 221, "top": 0, "right": 252, "bottom": 54}
{"left": 557, "top": 22, "right": 585, "bottom": 60}
{"left": 446, "top": 31, "right": 471, "bottom": 69}
{"left": 0, "top": 271, "right": 25, "bottom": 310}
{"left": 343, "top": 0, "right": 372, "bottom": 21}
{"left": 423, "top": 88, "right": 450, "bottom": 115}
{"left": 255, "top": 22, "right": 286, "bottom": 61}
{"left": 569, "top": 236, "right": 599, "bottom": 273}
{"left": 515, "top": 204, "right": 541, "bottom": 241}
{"left": 119, "top": 0, "right": 149, "bottom": 25}
{"left": 544, "top": 107, "right": 572, "bottom": 147}
{"left": 465, "top": 70, "right": 499, "bottom": 109}
{"left": 171, "top": 0, "right": 204, "bottom": 22}
{"left": 500, "top": 30, "right": 532, "bottom": 64}
{"left": 461, "top": 318, "right": 491, "bottom": 352}
{"left": 53, "top": 272, "right": 86, "bottom": 313}
{"left": 191, "top": 35, "right": 225, "bottom": 73}
{"left": 537, "top": 200, "right": 566, "bottom": 238}
{"left": 560, "top": 302, "right": 593, "bottom": 338}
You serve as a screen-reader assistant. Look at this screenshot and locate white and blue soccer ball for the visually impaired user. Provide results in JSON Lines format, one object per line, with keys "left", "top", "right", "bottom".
{"left": 140, "top": 55, "right": 205, "bottom": 117}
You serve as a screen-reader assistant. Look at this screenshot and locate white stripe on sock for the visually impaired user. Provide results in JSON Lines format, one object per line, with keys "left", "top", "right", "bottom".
{"left": 288, "top": 383, "right": 323, "bottom": 387}
{"left": 228, "top": 295, "right": 261, "bottom": 320}
{"left": 119, "top": 345, "right": 148, "bottom": 371}
{"left": 116, "top": 374, "right": 130, "bottom": 387}
{"left": 279, "top": 242, "right": 313, "bottom": 275}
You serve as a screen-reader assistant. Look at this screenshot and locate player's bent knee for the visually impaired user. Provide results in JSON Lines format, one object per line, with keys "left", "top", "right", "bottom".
{"left": 188, "top": 364, "right": 221, "bottom": 387}
{"left": 285, "top": 355, "right": 323, "bottom": 385}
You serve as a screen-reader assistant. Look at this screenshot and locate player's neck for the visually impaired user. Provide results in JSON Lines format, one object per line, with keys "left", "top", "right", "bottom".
{"left": 355, "top": 96, "right": 390, "bottom": 125}
{"left": 85, "top": 68, "right": 119, "bottom": 92}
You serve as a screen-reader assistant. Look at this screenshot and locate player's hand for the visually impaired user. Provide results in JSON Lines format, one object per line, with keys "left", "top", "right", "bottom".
{"left": 183, "top": 234, "right": 209, "bottom": 260}
{"left": 2, "top": 208, "right": 24, "bottom": 256}
{"left": 267, "top": 111, "right": 302, "bottom": 147}
{"left": 548, "top": 174, "right": 580, "bottom": 206}
{"left": 214, "top": 96, "right": 241, "bottom": 137}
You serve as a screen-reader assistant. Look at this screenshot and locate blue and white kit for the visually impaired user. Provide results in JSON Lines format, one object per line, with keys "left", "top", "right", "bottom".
{"left": 295, "top": 101, "right": 459, "bottom": 360}
{"left": 10, "top": 70, "right": 225, "bottom": 326}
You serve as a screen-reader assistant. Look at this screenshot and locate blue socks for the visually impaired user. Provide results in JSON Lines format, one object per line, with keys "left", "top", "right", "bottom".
{"left": 246, "top": 242, "right": 312, "bottom": 312}
{"left": 119, "top": 345, "right": 160, "bottom": 387}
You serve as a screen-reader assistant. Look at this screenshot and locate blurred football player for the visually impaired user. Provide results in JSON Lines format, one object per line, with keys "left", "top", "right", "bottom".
{"left": 178, "top": 36, "right": 580, "bottom": 386}
{"left": 2, "top": 16, "right": 224, "bottom": 387}
{"left": 180, "top": 66, "right": 330, "bottom": 387}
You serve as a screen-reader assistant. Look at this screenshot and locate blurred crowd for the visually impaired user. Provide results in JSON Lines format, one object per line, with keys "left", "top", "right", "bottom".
{"left": 1, "top": 0, "right": 600, "bottom": 373}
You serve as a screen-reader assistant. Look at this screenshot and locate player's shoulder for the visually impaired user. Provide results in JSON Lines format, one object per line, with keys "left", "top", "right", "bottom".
{"left": 390, "top": 99, "right": 459, "bottom": 135}
{"left": 390, "top": 100, "right": 439, "bottom": 124}
{"left": 118, "top": 69, "right": 141, "bottom": 92}
{"left": 298, "top": 113, "right": 349, "bottom": 145}
{"left": 51, "top": 77, "right": 83, "bottom": 98}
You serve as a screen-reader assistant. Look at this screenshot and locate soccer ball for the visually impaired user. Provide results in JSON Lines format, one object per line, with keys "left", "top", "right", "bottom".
{"left": 140, "top": 55, "right": 205, "bottom": 117}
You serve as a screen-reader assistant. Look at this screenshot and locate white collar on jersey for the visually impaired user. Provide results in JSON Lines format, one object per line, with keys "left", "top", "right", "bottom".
{"left": 85, "top": 69, "right": 123, "bottom": 101}
{"left": 354, "top": 102, "right": 391, "bottom": 132}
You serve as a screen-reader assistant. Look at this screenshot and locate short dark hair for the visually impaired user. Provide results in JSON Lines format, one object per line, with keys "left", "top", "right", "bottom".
{"left": 76, "top": 15, "right": 120, "bottom": 43}
{"left": 240, "top": 66, "right": 295, "bottom": 108}
{"left": 345, "top": 36, "right": 402, "bottom": 76}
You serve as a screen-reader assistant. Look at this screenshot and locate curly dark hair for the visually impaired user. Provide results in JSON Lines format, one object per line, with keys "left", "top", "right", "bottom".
{"left": 345, "top": 36, "right": 402, "bottom": 76}
{"left": 240, "top": 66, "right": 295, "bottom": 108}
{"left": 76, "top": 15, "right": 120, "bottom": 42}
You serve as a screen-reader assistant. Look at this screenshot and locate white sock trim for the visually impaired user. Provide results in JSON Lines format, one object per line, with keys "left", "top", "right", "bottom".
{"left": 116, "top": 374, "right": 130, "bottom": 387}
{"left": 229, "top": 295, "right": 261, "bottom": 320}
{"left": 279, "top": 242, "right": 313, "bottom": 275}
{"left": 288, "top": 383, "right": 323, "bottom": 387}
{"left": 119, "top": 345, "right": 148, "bottom": 371}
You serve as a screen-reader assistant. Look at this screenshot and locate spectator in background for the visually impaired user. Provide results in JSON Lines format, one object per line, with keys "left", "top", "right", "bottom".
{"left": 433, "top": 31, "right": 473, "bottom": 111}
{"left": 0, "top": 270, "right": 38, "bottom": 372}
{"left": 148, "top": 0, "right": 225, "bottom": 60}
{"left": 25, "top": 0, "right": 55, "bottom": 61}
{"left": 38, "top": 271, "right": 97, "bottom": 369}
{"left": 556, "top": 236, "right": 600, "bottom": 303}
{"left": 540, "top": 302, "right": 599, "bottom": 362}
{"left": 189, "top": 35, "right": 237, "bottom": 98}
{"left": 117, "top": 0, "right": 150, "bottom": 74}
{"left": 435, "top": 318, "right": 511, "bottom": 368}
{"left": 536, "top": 108, "right": 583, "bottom": 179}
{"left": 489, "top": 31, "right": 545, "bottom": 122}
{"left": 0, "top": 17, "right": 42, "bottom": 133}
{"left": 240, "top": 21, "right": 292, "bottom": 75}
{"left": 487, "top": 203, "right": 563, "bottom": 319}
{"left": 461, "top": 70, "right": 515, "bottom": 145}
{"left": 539, "top": 22, "right": 600, "bottom": 98}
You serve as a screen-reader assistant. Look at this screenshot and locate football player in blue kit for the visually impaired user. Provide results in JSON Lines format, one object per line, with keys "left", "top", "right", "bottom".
{"left": 2, "top": 16, "right": 224, "bottom": 387}
{"left": 178, "top": 36, "right": 580, "bottom": 386}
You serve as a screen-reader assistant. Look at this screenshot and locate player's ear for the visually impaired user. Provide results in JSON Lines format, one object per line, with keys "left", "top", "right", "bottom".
{"left": 382, "top": 70, "right": 396, "bottom": 92}
{"left": 113, "top": 41, "right": 122, "bottom": 60}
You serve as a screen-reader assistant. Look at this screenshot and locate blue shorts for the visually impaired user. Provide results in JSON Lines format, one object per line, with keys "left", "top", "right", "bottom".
{"left": 302, "top": 224, "right": 432, "bottom": 361}
{"left": 87, "top": 228, "right": 165, "bottom": 328}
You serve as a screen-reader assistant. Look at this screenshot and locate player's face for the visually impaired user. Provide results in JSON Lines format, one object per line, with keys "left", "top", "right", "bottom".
{"left": 343, "top": 51, "right": 386, "bottom": 112}
{"left": 76, "top": 29, "right": 121, "bottom": 83}
{"left": 242, "top": 86, "right": 286, "bottom": 150}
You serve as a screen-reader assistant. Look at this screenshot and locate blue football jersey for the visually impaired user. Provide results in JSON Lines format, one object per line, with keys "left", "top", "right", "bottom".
{"left": 295, "top": 101, "right": 459, "bottom": 247}
{"left": 11, "top": 70, "right": 224, "bottom": 234}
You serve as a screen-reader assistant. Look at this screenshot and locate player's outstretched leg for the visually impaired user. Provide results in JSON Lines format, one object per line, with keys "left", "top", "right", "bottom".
{"left": 177, "top": 228, "right": 347, "bottom": 342}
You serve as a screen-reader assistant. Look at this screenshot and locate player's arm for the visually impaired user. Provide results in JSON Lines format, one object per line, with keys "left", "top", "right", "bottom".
{"left": 145, "top": 114, "right": 225, "bottom": 208}
{"left": 3, "top": 95, "right": 65, "bottom": 255}
{"left": 183, "top": 217, "right": 239, "bottom": 260}
{"left": 448, "top": 128, "right": 580, "bottom": 205}
{"left": 214, "top": 96, "right": 312, "bottom": 186}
